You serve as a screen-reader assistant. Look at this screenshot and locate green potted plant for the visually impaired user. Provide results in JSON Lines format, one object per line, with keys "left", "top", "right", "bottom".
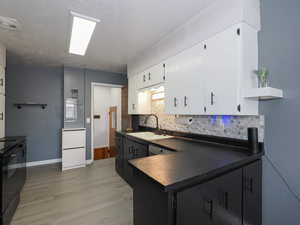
{"left": 254, "top": 67, "right": 269, "bottom": 88}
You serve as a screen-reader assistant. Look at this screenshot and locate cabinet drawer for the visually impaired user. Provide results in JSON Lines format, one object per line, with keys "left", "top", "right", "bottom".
{"left": 62, "top": 129, "right": 85, "bottom": 149}
{"left": 62, "top": 148, "right": 86, "bottom": 169}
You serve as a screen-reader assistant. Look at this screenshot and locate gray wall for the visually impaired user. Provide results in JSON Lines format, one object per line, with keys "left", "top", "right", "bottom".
{"left": 6, "top": 64, "right": 126, "bottom": 162}
{"left": 259, "top": 0, "right": 300, "bottom": 224}
{"left": 6, "top": 64, "right": 63, "bottom": 162}
{"left": 63, "top": 67, "right": 127, "bottom": 160}
{"left": 63, "top": 67, "right": 85, "bottom": 128}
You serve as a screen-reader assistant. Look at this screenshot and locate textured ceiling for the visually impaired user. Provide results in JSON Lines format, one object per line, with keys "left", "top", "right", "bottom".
{"left": 0, "top": 0, "right": 214, "bottom": 73}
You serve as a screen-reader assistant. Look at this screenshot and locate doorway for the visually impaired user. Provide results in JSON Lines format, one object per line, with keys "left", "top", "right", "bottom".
{"left": 91, "top": 83, "right": 122, "bottom": 161}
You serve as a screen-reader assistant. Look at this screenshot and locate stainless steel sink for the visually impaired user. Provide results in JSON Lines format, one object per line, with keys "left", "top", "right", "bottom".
{"left": 127, "top": 132, "right": 173, "bottom": 141}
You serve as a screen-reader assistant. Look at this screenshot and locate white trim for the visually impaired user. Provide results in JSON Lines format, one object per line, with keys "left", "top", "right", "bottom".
{"left": 86, "top": 159, "right": 93, "bottom": 165}
{"left": 90, "top": 82, "right": 123, "bottom": 164}
{"left": 62, "top": 164, "right": 86, "bottom": 171}
{"left": 26, "top": 158, "right": 62, "bottom": 167}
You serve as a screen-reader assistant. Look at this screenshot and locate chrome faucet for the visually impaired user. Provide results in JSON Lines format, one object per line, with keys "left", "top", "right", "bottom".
{"left": 144, "top": 114, "right": 159, "bottom": 130}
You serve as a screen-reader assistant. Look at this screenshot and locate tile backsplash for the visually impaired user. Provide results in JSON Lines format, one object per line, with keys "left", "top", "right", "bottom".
{"left": 139, "top": 99, "right": 264, "bottom": 142}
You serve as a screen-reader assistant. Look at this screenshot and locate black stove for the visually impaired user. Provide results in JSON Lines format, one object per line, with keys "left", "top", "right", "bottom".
{"left": 0, "top": 137, "right": 27, "bottom": 225}
{"left": 0, "top": 137, "right": 19, "bottom": 155}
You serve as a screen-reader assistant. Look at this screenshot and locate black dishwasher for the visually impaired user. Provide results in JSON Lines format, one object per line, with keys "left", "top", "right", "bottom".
{"left": 0, "top": 137, "right": 26, "bottom": 225}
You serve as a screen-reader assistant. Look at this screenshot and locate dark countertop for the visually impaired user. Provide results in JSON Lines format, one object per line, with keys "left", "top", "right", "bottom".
{"left": 123, "top": 132, "right": 263, "bottom": 192}
{"left": 0, "top": 136, "right": 26, "bottom": 155}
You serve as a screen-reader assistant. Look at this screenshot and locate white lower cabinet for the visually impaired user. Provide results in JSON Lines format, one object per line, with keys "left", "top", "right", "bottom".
{"left": 62, "top": 128, "right": 86, "bottom": 171}
{"left": 62, "top": 148, "right": 86, "bottom": 170}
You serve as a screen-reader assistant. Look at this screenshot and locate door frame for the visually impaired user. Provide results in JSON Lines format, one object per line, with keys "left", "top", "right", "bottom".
{"left": 90, "top": 82, "right": 123, "bottom": 164}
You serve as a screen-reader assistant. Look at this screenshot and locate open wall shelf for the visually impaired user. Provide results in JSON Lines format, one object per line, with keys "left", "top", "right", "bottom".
{"left": 244, "top": 87, "right": 283, "bottom": 100}
{"left": 14, "top": 103, "right": 48, "bottom": 109}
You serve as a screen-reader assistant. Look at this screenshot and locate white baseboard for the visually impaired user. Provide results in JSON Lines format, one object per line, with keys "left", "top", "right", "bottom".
{"left": 26, "top": 159, "right": 93, "bottom": 167}
{"left": 26, "top": 158, "right": 62, "bottom": 167}
{"left": 86, "top": 159, "right": 93, "bottom": 165}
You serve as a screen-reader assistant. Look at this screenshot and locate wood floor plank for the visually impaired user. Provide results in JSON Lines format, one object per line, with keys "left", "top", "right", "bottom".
{"left": 11, "top": 158, "right": 133, "bottom": 225}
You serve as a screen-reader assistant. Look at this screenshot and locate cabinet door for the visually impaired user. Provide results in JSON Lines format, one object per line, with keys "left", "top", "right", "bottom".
{"left": 140, "top": 70, "right": 149, "bottom": 89}
{"left": 204, "top": 26, "right": 240, "bottom": 115}
{"left": 177, "top": 179, "right": 216, "bottom": 225}
{"left": 115, "top": 134, "right": 124, "bottom": 176}
{"left": 177, "top": 169, "right": 243, "bottom": 225}
{"left": 0, "top": 44, "right": 6, "bottom": 68}
{"left": 128, "top": 75, "right": 138, "bottom": 114}
{"left": 148, "top": 63, "right": 165, "bottom": 86}
{"left": 213, "top": 169, "right": 243, "bottom": 225}
{"left": 178, "top": 43, "right": 206, "bottom": 115}
{"left": 243, "top": 160, "right": 262, "bottom": 225}
{"left": 164, "top": 55, "right": 182, "bottom": 114}
{"left": 165, "top": 43, "right": 205, "bottom": 115}
{"left": 133, "top": 142, "right": 148, "bottom": 158}
{"left": 0, "top": 95, "right": 5, "bottom": 138}
{"left": 137, "top": 90, "right": 151, "bottom": 115}
{"left": 0, "top": 66, "right": 5, "bottom": 95}
{"left": 123, "top": 139, "right": 134, "bottom": 185}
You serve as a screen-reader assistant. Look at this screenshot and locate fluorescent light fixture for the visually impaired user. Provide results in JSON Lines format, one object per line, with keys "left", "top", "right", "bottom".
{"left": 69, "top": 12, "right": 100, "bottom": 56}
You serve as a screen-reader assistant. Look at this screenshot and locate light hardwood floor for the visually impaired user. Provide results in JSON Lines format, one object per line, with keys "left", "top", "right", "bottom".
{"left": 11, "top": 158, "right": 133, "bottom": 225}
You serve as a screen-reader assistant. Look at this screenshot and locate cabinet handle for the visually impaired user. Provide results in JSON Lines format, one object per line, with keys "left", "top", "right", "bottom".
{"left": 184, "top": 96, "right": 188, "bottom": 107}
{"left": 223, "top": 192, "right": 229, "bottom": 210}
{"left": 0, "top": 112, "right": 3, "bottom": 121}
{"left": 203, "top": 199, "right": 213, "bottom": 219}
{"left": 210, "top": 92, "right": 215, "bottom": 105}
{"left": 174, "top": 97, "right": 177, "bottom": 107}
{"left": 163, "top": 64, "right": 166, "bottom": 80}
{"left": 0, "top": 78, "right": 3, "bottom": 86}
{"left": 244, "top": 177, "right": 254, "bottom": 193}
{"left": 132, "top": 104, "right": 135, "bottom": 110}
{"left": 148, "top": 73, "right": 151, "bottom": 80}
{"left": 143, "top": 75, "right": 146, "bottom": 82}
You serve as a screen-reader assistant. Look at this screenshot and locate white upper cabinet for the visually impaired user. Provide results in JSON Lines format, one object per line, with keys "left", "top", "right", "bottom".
{"left": 0, "top": 67, "right": 5, "bottom": 95}
{"left": 203, "top": 23, "right": 258, "bottom": 115}
{"left": 139, "top": 63, "right": 165, "bottom": 89}
{"left": 165, "top": 43, "right": 206, "bottom": 115}
{"left": 164, "top": 22, "right": 258, "bottom": 115}
{"left": 128, "top": 22, "right": 258, "bottom": 116}
{"left": 204, "top": 24, "right": 240, "bottom": 115}
{"left": 128, "top": 75, "right": 138, "bottom": 114}
{"left": 128, "top": 74, "right": 151, "bottom": 115}
{"left": 0, "top": 44, "right": 6, "bottom": 69}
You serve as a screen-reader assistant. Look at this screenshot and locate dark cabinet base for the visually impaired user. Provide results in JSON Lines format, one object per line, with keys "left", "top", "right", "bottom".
{"left": 132, "top": 160, "right": 262, "bottom": 225}
{"left": 133, "top": 170, "right": 173, "bottom": 225}
{"left": 116, "top": 134, "right": 148, "bottom": 188}
{"left": 0, "top": 195, "right": 20, "bottom": 225}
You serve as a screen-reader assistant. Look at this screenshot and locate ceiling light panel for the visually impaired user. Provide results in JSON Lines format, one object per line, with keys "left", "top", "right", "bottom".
{"left": 69, "top": 12, "right": 100, "bottom": 56}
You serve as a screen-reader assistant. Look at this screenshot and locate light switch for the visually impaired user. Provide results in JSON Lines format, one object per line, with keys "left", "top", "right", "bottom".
{"left": 86, "top": 117, "right": 91, "bottom": 124}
